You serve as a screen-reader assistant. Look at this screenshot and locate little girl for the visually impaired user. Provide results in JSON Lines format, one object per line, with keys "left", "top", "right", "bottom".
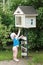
{"left": 10, "top": 29, "right": 23, "bottom": 62}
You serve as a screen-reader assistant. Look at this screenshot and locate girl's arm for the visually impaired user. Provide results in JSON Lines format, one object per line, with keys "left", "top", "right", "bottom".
{"left": 18, "top": 35, "right": 27, "bottom": 40}
{"left": 16, "top": 28, "right": 21, "bottom": 38}
{"left": 18, "top": 35, "right": 23, "bottom": 39}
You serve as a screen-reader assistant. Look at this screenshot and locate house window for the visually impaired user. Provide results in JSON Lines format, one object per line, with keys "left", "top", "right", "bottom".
{"left": 31, "top": 19, "right": 33, "bottom": 25}
{"left": 16, "top": 17, "right": 21, "bottom": 25}
{"left": 17, "top": 11, "right": 20, "bottom": 13}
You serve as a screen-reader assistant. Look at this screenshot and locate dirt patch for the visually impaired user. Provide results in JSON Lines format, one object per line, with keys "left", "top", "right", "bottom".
{"left": 0, "top": 59, "right": 28, "bottom": 65}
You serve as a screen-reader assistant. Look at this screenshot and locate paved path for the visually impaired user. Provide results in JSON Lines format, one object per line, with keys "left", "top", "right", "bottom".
{"left": 0, "top": 59, "right": 28, "bottom": 65}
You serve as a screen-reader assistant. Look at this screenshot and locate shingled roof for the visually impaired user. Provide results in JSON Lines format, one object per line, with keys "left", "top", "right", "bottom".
{"left": 18, "top": 6, "right": 38, "bottom": 15}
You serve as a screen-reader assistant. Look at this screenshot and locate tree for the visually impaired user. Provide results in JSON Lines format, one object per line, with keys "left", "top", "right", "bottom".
{"left": 3, "top": 0, "right": 5, "bottom": 11}
{"left": 0, "top": 0, "right": 43, "bottom": 50}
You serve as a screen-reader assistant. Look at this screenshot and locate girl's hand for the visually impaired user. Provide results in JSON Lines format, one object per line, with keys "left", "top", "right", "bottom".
{"left": 18, "top": 35, "right": 24, "bottom": 39}
{"left": 20, "top": 35, "right": 24, "bottom": 38}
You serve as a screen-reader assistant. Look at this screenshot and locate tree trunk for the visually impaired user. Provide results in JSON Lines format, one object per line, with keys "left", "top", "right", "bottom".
{"left": 3, "top": 0, "right": 5, "bottom": 11}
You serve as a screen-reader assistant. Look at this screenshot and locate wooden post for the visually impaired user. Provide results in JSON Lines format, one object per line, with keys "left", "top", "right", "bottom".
{"left": 21, "top": 29, "right": 28, "bottom": 58}
{"left": 25, "top": 29, "right": 28, "bottom": 58}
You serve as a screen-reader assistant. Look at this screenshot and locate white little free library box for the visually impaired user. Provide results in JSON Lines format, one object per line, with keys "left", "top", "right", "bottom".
{"left": 14, "top": 6, "right": 38, "bottom": 28}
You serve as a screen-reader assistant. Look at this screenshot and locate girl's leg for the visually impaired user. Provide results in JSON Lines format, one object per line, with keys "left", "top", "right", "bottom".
{"left": 14, "top": 47, "right": 18, "bottom": 59}
{"left": 13, "top": 47, "right": 19, "bottom": 61}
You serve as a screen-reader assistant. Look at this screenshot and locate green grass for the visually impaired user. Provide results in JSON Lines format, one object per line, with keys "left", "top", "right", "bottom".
{"left": 0, "top": 50, "right": 13, "bottom": 60}
{"left": 29, "top": 51, "right": 43, "bottom": 63}
{"left": 0, "top": 49, "right": 21, "bottom": 61}
{"left": 0, "top": 50, "right": 43, "bottom": 64}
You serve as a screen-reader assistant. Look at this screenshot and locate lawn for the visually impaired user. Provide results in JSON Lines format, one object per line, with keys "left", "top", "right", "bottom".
{"left": 0, "top": 50, "right": 43, "bottom": 65}
{"left": 0, "top": 50, "right": 13, "bottom": 60}
{"left": 29, "top": 51, "right": 43, "bottom": 64}
{"left": 0, "top": 49, "right": 21, "bottom": 61}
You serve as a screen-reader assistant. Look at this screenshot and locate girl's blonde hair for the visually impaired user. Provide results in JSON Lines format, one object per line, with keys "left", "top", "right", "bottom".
{"left": 10, "top": 33, "right": 16, "bottom": 40}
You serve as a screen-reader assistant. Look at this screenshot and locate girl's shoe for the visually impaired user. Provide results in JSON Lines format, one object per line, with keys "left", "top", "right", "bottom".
{"left": 13, "top": 58, "right": 19, "bottom": 62}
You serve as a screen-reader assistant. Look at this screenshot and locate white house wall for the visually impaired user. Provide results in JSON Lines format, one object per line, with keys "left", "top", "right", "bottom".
{"left": 15, "top": 15, "right": 25, "bottom": 28}
{"left": 15, "top": 15, "right": 36, "bottom": 28}
{"left": 14, "top": 7, "right": 24, "bottom": 15}
{"left": 22, "top": 15, "right": 25, "bottom": 27}
{"left": 15, "top": 15, "right": 22, "bottom": 27}
{"left": 25, "top": 16, "right": 36, "bottom": 28}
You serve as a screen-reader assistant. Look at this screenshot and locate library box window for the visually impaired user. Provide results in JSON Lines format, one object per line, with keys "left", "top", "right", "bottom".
{"left": 16, "top": 17, "right": 21, "bottom": 25}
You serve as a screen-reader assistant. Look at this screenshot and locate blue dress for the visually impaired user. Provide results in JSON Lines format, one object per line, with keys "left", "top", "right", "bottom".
{"left": 13, "top": 38, "right": 19, "bottom": 47}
